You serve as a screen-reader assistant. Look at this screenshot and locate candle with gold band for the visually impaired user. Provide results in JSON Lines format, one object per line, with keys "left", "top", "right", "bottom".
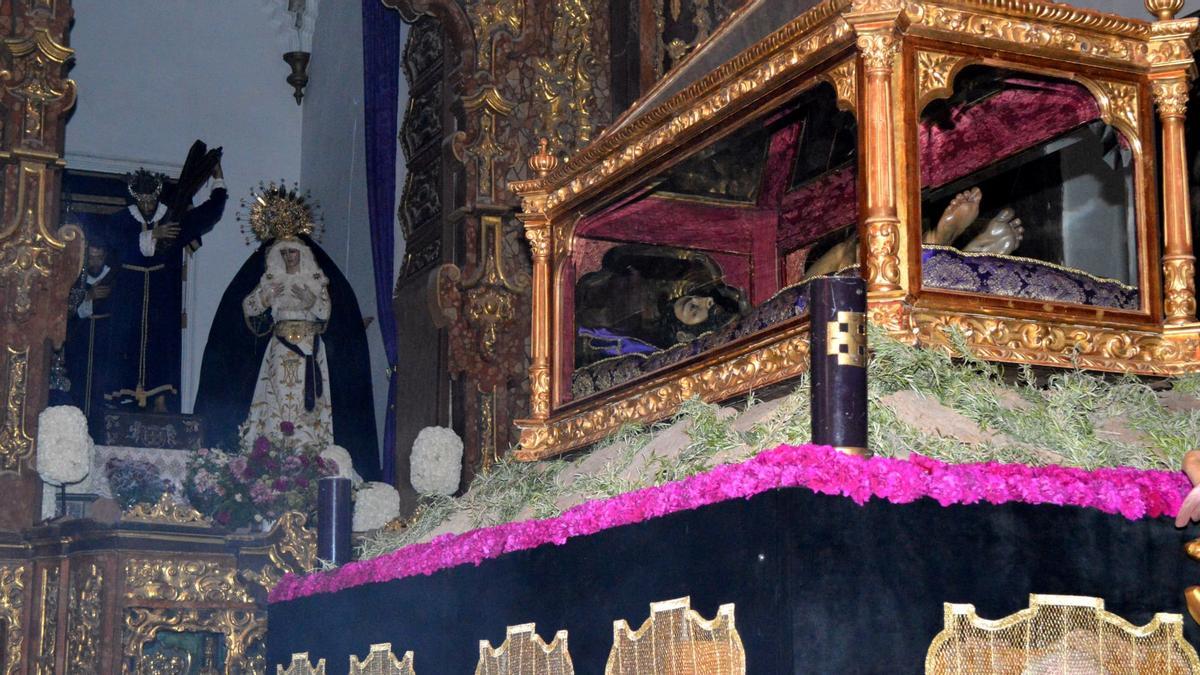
{"left": 809, "top": 276, "right": 869, "bottom": 456}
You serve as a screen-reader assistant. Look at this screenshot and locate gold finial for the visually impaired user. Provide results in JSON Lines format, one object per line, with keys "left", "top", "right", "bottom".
{"left": 529, "top": 138, "right": 558, "bottom": 178}
{"left": 1146, "top": 0, "right": 1185, "bottom": 20}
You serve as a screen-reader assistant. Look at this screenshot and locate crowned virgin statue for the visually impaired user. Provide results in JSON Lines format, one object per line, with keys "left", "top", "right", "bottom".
{"left": 241, "top": 238, "right": 332, "bottom": 447}
{"left": 193, "top": 184, "right": 381, "bottom": 481}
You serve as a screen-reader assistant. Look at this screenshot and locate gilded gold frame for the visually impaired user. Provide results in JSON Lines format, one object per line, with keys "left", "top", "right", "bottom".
{"left": 511, "top": 0, "right": 1200, "bottom": 460}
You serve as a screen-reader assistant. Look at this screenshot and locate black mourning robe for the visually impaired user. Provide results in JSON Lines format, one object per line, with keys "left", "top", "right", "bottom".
{"left": 192, "top": 236, "right": 381, "bottom": 482}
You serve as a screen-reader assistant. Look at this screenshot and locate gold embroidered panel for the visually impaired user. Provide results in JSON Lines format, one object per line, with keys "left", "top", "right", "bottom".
{"left": 926, "top": 594, "right": 1200, "bottom": 674}
{"left": 477, "top": 623, "right": 573, "bottom": 675}
{"left": 605, "top": 597, "right": 744, "bottom": 675}
{"left": 349, "top": 643, "right": 416, "bottom": 675}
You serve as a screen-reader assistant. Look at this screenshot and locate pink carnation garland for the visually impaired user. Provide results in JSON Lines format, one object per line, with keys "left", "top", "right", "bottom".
{"left": 269, "top": 444, "right": 1190, "bottom": 603}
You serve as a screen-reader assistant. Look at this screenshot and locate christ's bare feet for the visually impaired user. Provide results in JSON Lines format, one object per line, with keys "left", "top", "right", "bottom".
{"left": 925, "top": 187, "right": 982, "bottom": 245}
{"left": 964, "top": 208, "right": 1024, "bottom": 255}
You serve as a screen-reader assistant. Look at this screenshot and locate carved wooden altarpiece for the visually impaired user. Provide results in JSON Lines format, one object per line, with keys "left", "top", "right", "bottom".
{"left": 387, "top": 0, "right": 749, "bottom": 496}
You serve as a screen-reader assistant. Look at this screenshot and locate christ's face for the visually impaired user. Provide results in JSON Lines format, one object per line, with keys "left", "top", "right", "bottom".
{"left": 673, "top": 295, "right": 714, "bottom": 326}
{"left": 282, "top": 248, "right": 301, "bottom": 273}
{"left": 135, "top": 195, "right": 159, "bottom": 220}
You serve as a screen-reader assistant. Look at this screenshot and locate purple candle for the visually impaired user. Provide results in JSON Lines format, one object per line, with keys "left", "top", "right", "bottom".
{"left": 317, "top": 477, "right": 352, "bottom": 565}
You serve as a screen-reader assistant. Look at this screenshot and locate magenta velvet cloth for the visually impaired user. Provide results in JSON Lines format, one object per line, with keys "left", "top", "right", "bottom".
{"left": 270, "top": 444, "right": 1189, "bottom": 603}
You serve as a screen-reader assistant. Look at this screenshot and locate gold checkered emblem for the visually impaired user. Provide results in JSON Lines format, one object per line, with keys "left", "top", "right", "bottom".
{"left": 826, "top": 311, "right": 866, "bottom": 367}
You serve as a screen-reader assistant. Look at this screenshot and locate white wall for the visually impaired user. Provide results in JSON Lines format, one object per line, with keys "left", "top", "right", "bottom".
{"left": 301, "top": 3, "right": 410, "bottom": 455}
{"left": 65, "top": 0, "right": 304, "bottom": 411}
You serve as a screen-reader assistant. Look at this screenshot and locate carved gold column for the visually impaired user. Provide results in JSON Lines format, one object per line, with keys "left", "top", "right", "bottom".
{"left": 0, "top": 0, "right": 82, "bottom": 530}
{"left": 511, "top": 140, "right": 557, "bottom": 429}
{"left": 848, "top": 1, "right": 910, "bottom": 334}
{"left": 1148, "top": 4, "right": 1200, "bottom": 326}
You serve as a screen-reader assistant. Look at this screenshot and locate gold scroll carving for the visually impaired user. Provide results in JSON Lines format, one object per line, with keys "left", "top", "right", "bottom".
{"left": 0, "top": 564, "right": 26, "bottom": 675}
{"left": 819, "top": 58, "right": 858, "bottom": 115}
{"left": 915, "top": 50, "right": 966, "bottom": 111}
{"left": 905, "top": 2, "right": 1145, "bottom": 64}
{"left": 279, "top": 653, "right": 326, "bottom": 675}
{"left": 350, "top": 643, "right": 417, "bottom": 675}
{"left": 124, "top": 608, "right": 266, "bottom": 675}
{"left": 926, "top": 594, "right": 1200, "bottom": 674}
{"left": 241, "top": 511, "right": 318, "bottom": 595}
{"left": 477, "top": 624, "right": 573, "bottom": 675}
{"left": 124, "top": 559, "right": 253, "bottom": 604}
{"left": 913, "top": 310, "right": 1200, "bottom": 375}
{"left": 606, "top": 597, "right": 744, "bottom": 675}
{"left": 65, "top": 562, "right": 102, "bottom": 675}
{"left": 123, "top": 493, "right": 211, "bottom": 527}
{"left": 0, "top": 346, "right": 33, "bottom": 472}
{"left": 35, "top": 565, "right": 59, "bottom": 675}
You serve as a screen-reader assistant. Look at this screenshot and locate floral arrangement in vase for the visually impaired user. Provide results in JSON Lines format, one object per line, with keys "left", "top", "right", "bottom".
{"left": 184, "top": 422, "right": 337, "bottom": 530}
{"left": 105, "top": 457, "right": 173, "bottom": 509}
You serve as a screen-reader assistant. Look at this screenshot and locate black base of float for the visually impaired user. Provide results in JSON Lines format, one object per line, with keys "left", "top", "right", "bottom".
{"left": 268, "top": 489, "right": 1200, "bottom": 674}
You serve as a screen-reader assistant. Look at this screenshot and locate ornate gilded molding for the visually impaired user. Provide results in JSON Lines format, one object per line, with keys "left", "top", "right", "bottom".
{"left": 0, "top": 28, "right": 77, "bottom": 150}
{"left": 819, "top": 58, "right": 858, "bottom": 115}
{"left": 124, "top": 608, "right": 266, "bottom": 675}
{"left": 513, "top": 3, "right": 855, "bottom": 214}
{"left": 478, "top": 624, "right": 572, "bottom": 674}
{"left": 0, "top": 564, "right": 26, "bottom": 675}
{"left": 516, "top": 326, "right": 811, "bottom": 460}
{"left": 856, "top": 32, "right": 899, "bottom": 73}
{"left": 124, "top": 558, "right": 253, "bottom": 604}
{"left": 466, "top": 0, "right": 524, "bottom": 75}
{"left": 462, "top": 87, "right": 516, "bottom": 202}
{"left": 241, "top": 512, "right": 317, "bottom": 595}
{"left": 351, "top": 643, "right": 417, "bottom": 675}
{"left": 607, "top": 597, "right": 744, "bottom": 675}
{"left": 1165, "top": 257, "right": 1197, "bottom": 323}
{"left": 1153, "top": 78, "right": 1190, "bottom": 117}
{"left": 906, "top": 2, "right": 1147, "bottom": 65}
{"left": 123, "top": 493, "right": 211, "bottom": 527}
{"left": 35, "top": 566, "right": 59, "bottom": 675}
{"left": 65, "top": 562, "right": 102, "bottom": 675}
{"left": 915, "top": 50, "right": 967, "bottom": 110}
{"left": 1081, "top": 78, "right": 1141, "bottom": 150}
{"left": 867, "top": 298, "right": 913, "bottom": 338}
{"left": 912, "top": 309, "right": 1200, "bottom": 375}
{"left": 0, "top": 346, "right": 32, "bottom": 473}
{"left": 864, "top": 218, "right": 902, "bottom": 292}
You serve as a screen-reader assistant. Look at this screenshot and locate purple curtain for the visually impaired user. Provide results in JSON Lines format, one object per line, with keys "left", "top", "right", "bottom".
{"left": 362, "top": 0, "right": 402, "bottom": 483}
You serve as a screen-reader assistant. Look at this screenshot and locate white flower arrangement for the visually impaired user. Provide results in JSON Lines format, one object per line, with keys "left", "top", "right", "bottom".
{"left": 36, "top": 405, "right": 94, "bottom": 486}
{"left": 410, "top": 426, "right": 462, "bottom": 496}
{"left": 320, "top": 445, "right": 363, "bottom": 486}
{"left": 353, "top": 481, "right": 400, "bottom": 532}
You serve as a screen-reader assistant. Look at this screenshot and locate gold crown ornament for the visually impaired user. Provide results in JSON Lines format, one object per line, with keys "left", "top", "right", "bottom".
{"left": 238, "top": 181, "right": 322, "bottom": 244}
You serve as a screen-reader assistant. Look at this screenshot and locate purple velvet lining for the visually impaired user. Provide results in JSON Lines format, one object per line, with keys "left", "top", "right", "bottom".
{"left": 921, "top": 247, "right": 1138, "bottom": 310}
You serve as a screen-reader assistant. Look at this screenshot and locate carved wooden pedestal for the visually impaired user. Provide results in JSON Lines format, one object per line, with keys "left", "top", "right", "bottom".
{"left": 0, "top": 510, "right": 314, "bottom": 674}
